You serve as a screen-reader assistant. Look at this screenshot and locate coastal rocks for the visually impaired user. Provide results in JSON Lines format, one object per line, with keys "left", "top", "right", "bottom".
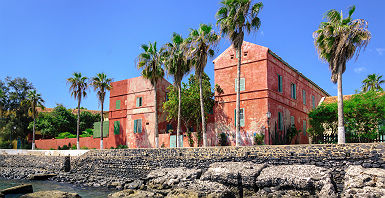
{"left": 176, "top": 180, "right": 234, "bottom": 197}
{"left": 107, "top": 189, "right": 163, "bottom": 198}
{"left": 28, "top": 173, "right": 57, "bottom": 180}
{"left": 146, "top": 167, "right": 202, "bottom": 189}
{"left": 256, "top": 165, "right": 336, "bottom": 197}
{"left": 201, "top": 162, "right": 266, "bottom": 187}
{"left": 1, "top": 184, "right": 33, "bottom": 195}
{"left": 343, "top": 165, "right": 385, "bottom": 197}
{"left": 20, "top": 190, "right": 81, "bottom": 198}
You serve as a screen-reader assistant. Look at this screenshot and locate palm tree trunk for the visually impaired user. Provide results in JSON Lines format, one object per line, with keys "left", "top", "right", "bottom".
{"left": 154, "top": 81, "right": 159, "bottom": 148}
{"left": 77, "top": 98, "right": 80, "bottom": 150}
{"left": 337, "top": 68, "right": 345, "bottom": 144}
{"left": 32, "top": 116, "right": 36, "bottom": 150}
{"left": 100, "top": 99, "right": 104, "bottom": 149}
{"left": 235, "top": 47, "right": 242, "bottom": 146}
{"left": 199, "top": 74, "right": 207, "bottom": 147}
{"left": 177, "top": 83, "right": 182, "bottom": 148}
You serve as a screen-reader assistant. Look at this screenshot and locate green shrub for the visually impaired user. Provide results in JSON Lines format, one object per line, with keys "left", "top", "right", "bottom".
{"left": 71, "top": 144, "right": 76, "bottom": 150}
{"left": 0, "top": 140, "right": 12, "bottom": 149}
{"left": 80, "top": 128, "right": 93, "bottom": 138}
{"left": 116, "top": 144, "right": 128, "bottom": 149}
{"left": 56, "top": 132, "right": 76, "bottom": 139}
{"left": 81, "top": 146, "right": 88, "bottom": 150}
{"left": 58, "top": 144, "right": 70, "bottom": 150}
{"left": 254, "top": 133, "right": 265, "bottom": 145}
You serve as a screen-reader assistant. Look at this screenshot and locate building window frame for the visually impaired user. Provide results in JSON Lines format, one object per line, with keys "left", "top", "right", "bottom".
{"left": 302, "top": 89, "right": 306, "bottom": 105}
{"left": 278, "top": 74, "right": 283, "bottom": 93}
{"left": 134, "top": 119, "right": 142, "bottom": 133}
{"left": 291, "top": 83, "right": 297, "bottom": 99}
{"left": 278, "top": 112, "right": 283, "bottom": 130}
{"left": 312, "top": 95, "right": 316, "bottom": 109}
{"left": 136, "top": 97, "right": 143, "bottom": 107}
{"left": 234, "top": 78, "right": 245, "bottom": 92}
{"left": 116, "top": 100, "right": 121, "bottom": 110}
{"left": 303, "top": 120, "right": 307, "bottom": 135}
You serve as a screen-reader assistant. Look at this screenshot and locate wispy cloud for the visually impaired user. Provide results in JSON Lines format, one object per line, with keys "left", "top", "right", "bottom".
{"left": 376, "top": 48, "right": 385, "bottom": 56}
{"left": 354, "top": 67, "right": 366, "bottom": 74}
{"left": 260, "top": 31, "right": 264, "bottom": 36}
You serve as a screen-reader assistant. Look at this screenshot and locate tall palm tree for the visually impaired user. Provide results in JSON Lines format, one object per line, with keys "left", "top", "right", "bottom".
{"left": 164, "top": 33, "right": 191, "bottom": 147}
{"left": 216, "top": 0, "right": 263, "bottom": 146}
{"left": 362, "top": 73, "right": 384, "bottom": 92}
{"left": 187, "top": 24, "right": 220, "bottom": 147}
{"left": 313, "top": 5, "right": 371, "bottom": 144}
{"left": 25, "top": 90, "right": 45, "bottom": 150}
{"left": 91, "top": 73, "right": 112, "bottom": 150}
{"left": 67, "top": 72, "right": 88, "bottom": 150}
{"left": 137, "top": 42, "right": 165, "bottom": 148}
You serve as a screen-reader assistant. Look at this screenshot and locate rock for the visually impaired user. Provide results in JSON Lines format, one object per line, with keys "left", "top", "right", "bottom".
{"left": 0, "top": 193, "right": 4, "bottom": 198}
{"left": 343, "top": 165, "right": 385, "bottom": 198}
{"left": 28, "top": 173, "right": 57, "bottom": 180}
{"left": 107, "top": 189, "right": 163, "bottom": 198}
{"left": 20, "top": 190, "right": 81, "bottom": 198}
{"left": 256, "top": 165, "right": 336, "bottom": 197}
{"left": 176, "top": 180, "right": 235, "bottom": 197}
{"left": 1, "top": 184, "right": 33, "bottom": 195}
{"left": 125, "top": 180, "right": 144, "bottom": 189}
{"left": 146, "top": 167, "right": 201, "bottom": 189}
{"left": 201, "top": 162, "right": 266, "bottom": 187}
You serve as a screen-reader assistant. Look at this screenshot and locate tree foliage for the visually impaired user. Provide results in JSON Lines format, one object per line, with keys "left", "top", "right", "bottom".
{"left": 163, "top": 73, "right": 214, "bottom": 134}
{"left": 309, "top": 91, "right": 385, "bottom": 143}
{"left": 361, "top": 73, "right": 384, "bottom": 92}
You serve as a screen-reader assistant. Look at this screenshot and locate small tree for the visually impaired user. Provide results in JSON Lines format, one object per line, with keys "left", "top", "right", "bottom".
{"left": 361, "top": 73, "right": 384, "bottom": 92}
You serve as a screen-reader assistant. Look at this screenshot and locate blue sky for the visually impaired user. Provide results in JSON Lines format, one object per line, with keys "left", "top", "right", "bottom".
{"left": 0, "top": 0, "right": 384, "bottom": 110}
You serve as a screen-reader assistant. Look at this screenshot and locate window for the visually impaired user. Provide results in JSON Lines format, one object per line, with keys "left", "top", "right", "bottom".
{"left": 302, "top": 90, "right": 306, "bottom": 105}
{"left": 278, "top": 112, "right": 283, "bottom": 130}
{"left": 303, "top": 120, "right": 307, "bottom": 135}
{"left": 312, "top": 95, "right": 316, "bottom": 109}
{"left": 235, "top": 78, "right": 245, "bottom": 92}
{"left": 290, "top": 116, "right": 295, "bottom": 126}
{"left": 291, "top": 83, "right": 297, "bottom": 99}
{"left": 136, "top": 97, "right": 143, "bottom": 107}
{"left": 165, "top": 93, "right": 169, "bottom": 101}
{"left": 116, "top": 100, "right": 121, "bottom": 110}
{"left": 278, "top": 74, "right": 283, "bottom": 93}
{"left": 234, "top": 108, "right": 245, "bottom": 127}
{"left": 134, "top": 119, "right": 142, "bottom": 133}
{"left": 114, "top": 121, "right": 120, "bottom": 135}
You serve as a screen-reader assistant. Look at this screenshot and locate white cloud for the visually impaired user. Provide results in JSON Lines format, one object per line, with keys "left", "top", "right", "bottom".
{"left": 260, "top": 31, "right": 264, "bottom": 36}
{"left": 354, "top": 67, "right": 366, "bottom": 74}
{"left": 376, "top": 48, "right": 385, "bottom": 56}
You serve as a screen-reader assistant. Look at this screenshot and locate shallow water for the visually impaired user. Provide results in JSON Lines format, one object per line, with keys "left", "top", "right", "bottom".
{"left": 0, "top": 178, "right": 115, "bottom": 198}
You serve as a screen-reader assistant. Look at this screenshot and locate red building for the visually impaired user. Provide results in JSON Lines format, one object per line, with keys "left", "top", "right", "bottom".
{"left": 108, "top": 76, "right": 171, "bottom": 148}
{"left": 213, "top": 42, "right": 329, "bottom": 145}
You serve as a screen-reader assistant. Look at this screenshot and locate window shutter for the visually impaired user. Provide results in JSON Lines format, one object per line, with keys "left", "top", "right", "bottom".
{"left": 138, "top": 119, "right": 142, "bottom": 133}
{"left": 278, "top": 112, "right": 282, "bottom": 130}
{"left": 290, "top": 116, "right": 295, "bottom": 126}
{"left": 312, "top": 95, "right": 315, "bottom": 109}
{"left": 234, "top": 79, "right": 238, "bottom": 92}
{"left": 240, "top": 78, "right": 245, "bottom": 91}
{"left": 240, "top": 108, "right": 245, "bottom": 127}
{"left": 116, "top": 100, "right": 121, "bottom": 110}
{"left": 234, "top": 109, "right": 236, "bottom": 127}
{"left": 303, "top": 90, "right": 306, "bottom": 104}
{"left": 278, "top": 75, "right": 283, "bottom": 92}
{"left": 136, "top": 98, "right": 139, "bottom": 107}
{"left": 114, "top": 121, "right": 120, "bottom": 135}
{"left": 134, "top": 120, "right": 137, "bottom": 133}
{"left": 294, "top": 84, "right": 296, "bottom": 99}
{"left": 303, "top": 120, "right": 307, "bottom": 135}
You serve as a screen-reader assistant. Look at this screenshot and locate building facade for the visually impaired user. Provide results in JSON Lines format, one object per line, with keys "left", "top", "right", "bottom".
{"left": 214, "top": 42, "right": 329, "bottom": 145}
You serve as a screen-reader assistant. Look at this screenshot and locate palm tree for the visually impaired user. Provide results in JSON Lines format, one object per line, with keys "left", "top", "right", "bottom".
{"left": 67, "top": 72, "right": 88, "bottom": 150}
{"left": 90, "top": 73, "right": 112, "bottom": 149}
{"left": 216, "top": 0, "right": 263, "bottom": 146}
{"left": 164, "top": 33, "right": 191, "bottom": 147}
{"left": 313, "top": 6, "right": 371, "bottom": 144}
{"left": 25, "top": 90, "right": 45, "bottom": 150}
{"left": 137, "top": 42, "right": 165, "bottom": 148}
{"left": 187, "top": 24, "right": 220, "bottom": 147}
{"left": 362, "top": 73, "right": 384, "bottom": 92}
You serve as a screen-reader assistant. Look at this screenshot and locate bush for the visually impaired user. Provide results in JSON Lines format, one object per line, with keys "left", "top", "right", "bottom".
{"left": 218, "top": 133, "right": 229, "bottom": 146}
{"left": 116, "top": 144, "right": 128, "bottom": 149}
{"left": 81, "top": 146, "right": 88, "bottom": 150}
{"left": 56, "top": 132, "right": 76, "bottom": 139}
{"left": 80, "top": 128, "right": 93, "bottom": 138}
{"left": 254, "top": 133, "right": 265, "bottom": 145}
{"left": 58, "top": 144, "right": 70, "bottom": 150}
{"left": 71, "top": 144, "right": 76, "bottom": 150}
{"left": 0, "top": 140, "right": 12, "bottom": 149}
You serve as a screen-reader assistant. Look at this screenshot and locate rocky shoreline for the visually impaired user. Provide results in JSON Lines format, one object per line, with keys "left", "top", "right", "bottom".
{"left": 2, "top": 162, "right": 385, "bottom": 197}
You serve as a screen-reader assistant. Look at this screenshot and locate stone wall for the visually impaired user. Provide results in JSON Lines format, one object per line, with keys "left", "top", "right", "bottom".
{"left": 1, "top": 143, "right": 385, "bottom": 195}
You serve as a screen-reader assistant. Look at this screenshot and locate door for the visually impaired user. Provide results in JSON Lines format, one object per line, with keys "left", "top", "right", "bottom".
{"left": 170, "top": 135, "right": 183, "bottom": 148}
